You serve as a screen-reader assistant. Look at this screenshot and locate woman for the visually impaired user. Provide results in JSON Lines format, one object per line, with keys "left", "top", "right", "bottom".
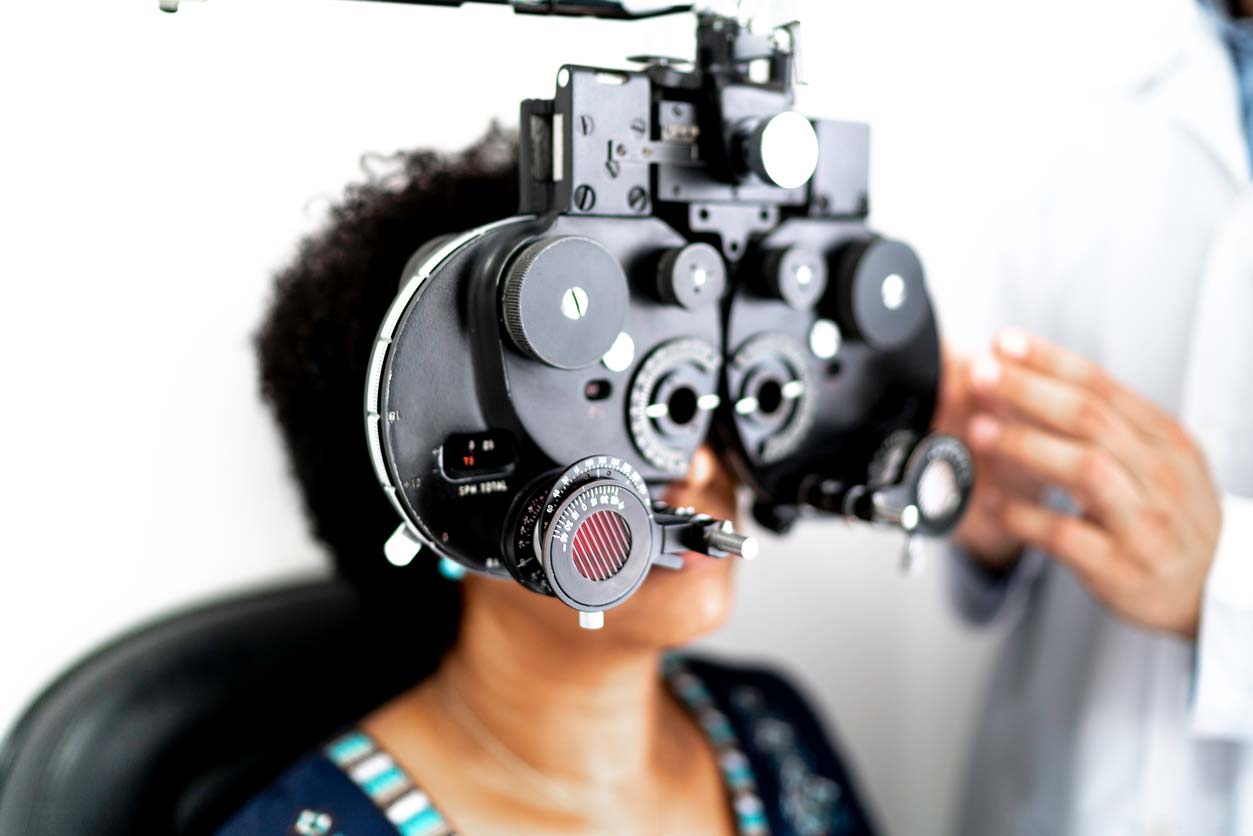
{"left": 217, "top": 129, "right": 876, "bottom": 836}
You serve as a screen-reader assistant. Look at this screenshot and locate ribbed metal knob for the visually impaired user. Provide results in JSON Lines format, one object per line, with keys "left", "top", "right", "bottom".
{"left": 502, "top": 236, "right": 629, "bottom": 369}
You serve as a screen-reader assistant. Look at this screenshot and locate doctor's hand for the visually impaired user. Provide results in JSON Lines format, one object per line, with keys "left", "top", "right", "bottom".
{"left": 934, "top": 348, "right": 1041, "bottom": 571}
{"left": 960, "top": 330, "right": 1223, "bottom": 638}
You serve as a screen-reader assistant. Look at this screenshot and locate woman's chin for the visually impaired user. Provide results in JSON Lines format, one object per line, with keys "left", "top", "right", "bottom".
{"left": 606, "top": 556, "right": 738, "bottom": 647}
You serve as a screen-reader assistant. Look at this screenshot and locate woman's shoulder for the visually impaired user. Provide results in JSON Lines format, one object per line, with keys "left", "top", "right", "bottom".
{"left": 669, "top": 654, "right": 879, "bottom": 836}
{"left": 213, "top": 731, "right": 452, "bottom": 836}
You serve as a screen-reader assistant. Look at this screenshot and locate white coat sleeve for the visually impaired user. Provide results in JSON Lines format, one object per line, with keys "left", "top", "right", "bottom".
{"left": 1179, "top": 196, "right": 1253, "bottom": 741}
{"left": 943, "top": 542, "right": 1047, "bottom": 626}
{"left": 1192, "top": 492, "right": 1253, "bottom": 740}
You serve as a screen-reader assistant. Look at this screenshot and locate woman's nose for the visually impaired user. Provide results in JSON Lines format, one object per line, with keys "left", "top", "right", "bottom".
{"left": 685, "top": 444, "right": 719, "bottom": 488}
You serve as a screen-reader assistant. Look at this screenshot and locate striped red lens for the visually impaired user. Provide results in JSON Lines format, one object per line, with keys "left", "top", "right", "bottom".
{"left": 571, "top": 510, "right": 633, "bottom": 581}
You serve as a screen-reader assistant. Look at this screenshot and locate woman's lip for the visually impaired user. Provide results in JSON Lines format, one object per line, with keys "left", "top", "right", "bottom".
{"left": 679, "top": 550, "right": 725, "bottom": 570}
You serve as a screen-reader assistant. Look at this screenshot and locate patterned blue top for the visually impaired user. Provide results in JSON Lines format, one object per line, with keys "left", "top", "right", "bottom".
{"left": 213, "top": 657, "right": 876, "bottom": 836}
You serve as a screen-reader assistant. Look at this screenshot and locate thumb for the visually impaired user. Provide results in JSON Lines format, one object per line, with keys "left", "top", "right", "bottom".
{"left": 933, "top": 345, "right": 971, "bottom": 435}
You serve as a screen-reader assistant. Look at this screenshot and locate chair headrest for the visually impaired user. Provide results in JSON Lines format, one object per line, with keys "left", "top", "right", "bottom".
{"left": 0, "top": 579, "right": 434, "bottom": 836}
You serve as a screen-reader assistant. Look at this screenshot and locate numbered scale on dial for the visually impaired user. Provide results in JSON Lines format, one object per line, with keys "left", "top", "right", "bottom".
{"left": 501, "top": 455, "right": 758, "bottom": 629}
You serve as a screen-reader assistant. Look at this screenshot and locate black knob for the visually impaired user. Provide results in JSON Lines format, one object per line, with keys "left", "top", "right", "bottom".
{"left": 502, "top": 236, "right": 629, "bottom": 369}
{"left": 656, "top": 242, "right": 726, "bottom": 310}
{"left": 741, "top": 111, "right": 820, "bottom": 190}
{"left": 751, "top": 498, "right": 800, "bottom": 535}
{"left": 763, "top": 246, "right": 827, "bottom": 310}
{"left": 836, "top": 239, "right": 929, "bottom": 351}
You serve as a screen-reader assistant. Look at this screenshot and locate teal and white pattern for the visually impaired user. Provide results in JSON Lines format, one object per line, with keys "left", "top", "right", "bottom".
{"left": 325, "top": 732, "right": 458, "bottom": 836}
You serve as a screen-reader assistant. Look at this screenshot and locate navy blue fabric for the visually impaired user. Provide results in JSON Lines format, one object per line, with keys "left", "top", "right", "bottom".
{"left": 684, "top": 657, "right": 878, "bottom": 836}
{"left": 214, "top": 750, "right": 398, "bottom": 836}
{"left": 212, "top": 657, "right": 877, "bottom": 836}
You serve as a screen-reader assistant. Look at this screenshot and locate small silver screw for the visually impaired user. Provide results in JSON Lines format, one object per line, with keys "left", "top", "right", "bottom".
{"left": 561, "top": 287, "right": 590, "bottom": 320}
{"left": 574, "top": 185, "right": 596, "bottom": 212}
{"left": 627, "top": 186, "right": 649, "bottom": 214}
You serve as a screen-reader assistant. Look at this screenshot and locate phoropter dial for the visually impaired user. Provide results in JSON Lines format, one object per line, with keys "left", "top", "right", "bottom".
{"left": 628, "top": 338, "right": 722, "bottom": 475}
{"left": 885, "top": 434, "right": 974, "bottom": 536}
{"left": 502, "top": 454, "right": 759, "bottom": 628}
{"left": 725, "top": 333, "right": 816, "bottom": 465}
{"left": 805, "top": 434, "right": 973, "bottom": 537}
{"left": 502, "top": 456, "right": 656, "bottom": 625}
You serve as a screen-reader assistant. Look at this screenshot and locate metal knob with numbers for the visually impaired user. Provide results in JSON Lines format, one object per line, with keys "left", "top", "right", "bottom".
{"left": 502, "top": 455, "right": 760, "bottom": 629}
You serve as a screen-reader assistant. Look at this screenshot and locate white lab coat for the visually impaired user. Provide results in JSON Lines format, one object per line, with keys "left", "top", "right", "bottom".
{"left": 947, "top": 5, "right": 1253, "bottom": 835}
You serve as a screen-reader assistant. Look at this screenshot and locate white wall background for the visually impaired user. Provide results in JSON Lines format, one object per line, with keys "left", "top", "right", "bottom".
{"left": 0, "top": 1, "right": 1192, "bottom": 833}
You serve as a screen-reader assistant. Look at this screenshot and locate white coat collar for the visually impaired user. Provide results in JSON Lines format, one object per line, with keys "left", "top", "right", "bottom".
{"left": 1131, "top": 2, "right": 1252, "bottom": 185}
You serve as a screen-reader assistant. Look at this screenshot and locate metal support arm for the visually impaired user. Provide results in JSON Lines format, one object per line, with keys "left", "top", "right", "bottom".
{"left": 161, "top": 0, "right": 694, "bottom": 18}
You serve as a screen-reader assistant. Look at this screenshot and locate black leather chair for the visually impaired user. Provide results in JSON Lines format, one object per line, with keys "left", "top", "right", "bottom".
{"left": 0, "top": 579, "right": 431, "bottom": 836}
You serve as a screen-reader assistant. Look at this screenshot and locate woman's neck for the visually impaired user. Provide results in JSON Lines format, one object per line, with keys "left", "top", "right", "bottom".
{"left": 436, "top": 589, "right": 673, "bottom": 786}
{"left": 365, "top": 582, "right": 737, "bottom": 834}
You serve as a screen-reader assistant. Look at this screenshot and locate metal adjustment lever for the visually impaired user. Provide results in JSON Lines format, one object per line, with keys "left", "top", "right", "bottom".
{"left": 336, "top": 0, "right": 695, "bottom": 19}
{"left": 165, "top": 0, "right": 696, "bottom": 17}
{"left": 652, "top": 504, "right": 760, "bottom": 562}
{"left": 704, "top": 520, "right": 759, "bottom": 560}
{"left": 511, "top": 0, "right": 694, "bottom": 17}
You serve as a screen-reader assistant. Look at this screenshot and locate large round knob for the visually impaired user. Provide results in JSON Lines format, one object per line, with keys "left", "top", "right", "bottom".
{"left": 836, "top": 238, "right": 929, "bottom": 352}
{"left": 742, "top": 111, "right": 820, "bottom": 190}
{"left": 502, "top": 236, "right": 629, "bottom": 369}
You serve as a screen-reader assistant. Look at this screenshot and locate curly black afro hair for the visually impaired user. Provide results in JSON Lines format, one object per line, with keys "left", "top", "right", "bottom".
{"left": 256, "top": 127, "right": 518, "bottom": 599}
